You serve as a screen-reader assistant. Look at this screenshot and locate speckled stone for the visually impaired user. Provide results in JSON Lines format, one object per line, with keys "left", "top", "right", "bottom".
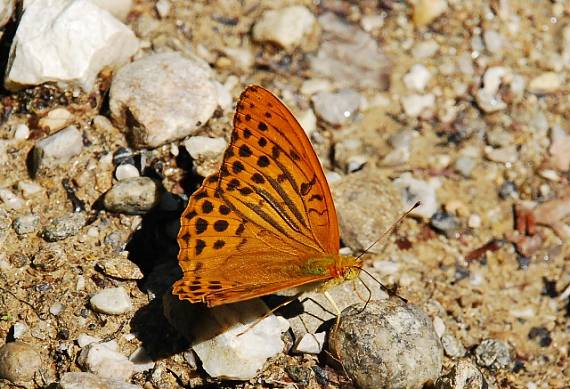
{"left": 0, "top": 342, "right": 41, "bottom": 384}
{"left": 329, "top": 298, "right": 443, "bottom": 389}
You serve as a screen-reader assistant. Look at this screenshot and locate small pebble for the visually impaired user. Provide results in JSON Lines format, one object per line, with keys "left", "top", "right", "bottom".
{"left": 483, "top": 29, "right": 504, "bottom": 54}
{"left": 0, "top": 188, "right": 25, "bottom": 209}
{"left": 300, "top": 78, "right": 332, "bottom": 96}
{"left": 78, "top": 340, "right": 135, "bottom": 381}
{"left": 32, "top": 243, "right": 67, "bottom": 272}
{"left": 401, "top": 94, "right": 435, "bottom": 117}
{"left": 498, "top": 181, "right": 518, "bottom": 199}
{"left": 155, "top": 0, "right": 170, "bottom": 18}
{"left": 31, "top": 126, "right": 83, "bottom": 171}
{"left": 435, "top": 359, "right": 484, "bottom": 389}
{"left": 312, "top": 89, "right": 361, "bottom": 125}
{"left": 297, "top": 109, "right": 317, "bottom": 136}
{"left": 528, "top": 326, "right": 552, "bottom": 347}
{"left": 441, "top": 333, "right": 467, "bottom": 358}
{"left": 474, "top": 339, "right": 512, "bottom": 370}
{"left": 528, "top": 72, "right": 562, "bottom": 94}
{"left": 11, "top": 322, "right": 28, "bottom": 339}
{"left": 17, "top": 181, "right": 43, "bottom": 198}
{"left": 103, "top": 177, "right": 159, "bottom": 215}
{"left": 95, "top": 254, "right": 144, "bottom": 280}
{"left": 13, "top": 123, "right": 29, "bottom": 140}
{"left": 433, "top": 316, "right": 446, "bottom": 338}
{"left": 403, "top": 64, "right": 431, "bottom": 92}
{"left": 330, "top": 298, "right": 442, "bottom": 389}
{"left": 38, "top": 107, "right": 73, "bottom": 132}
{"left": 43, "top": 212, "right": 86, "bottom": 242}
{"left": 393, "top": 173, "right": 438, "bottom": 219}
{"left": 431, "top": 211, "right": 461, "bottom": 237}
{"left": 59, "top": 372, "right": 140, "bottom": 389}
{"left": 293, "top": 332, "right": 326, "bottom": 354}
{"left": 468, "top": 214, "right": 481, "bottom": 228}
{"left": 0, "top": 342, "right": 42, "bottom": 384}
{"left": 454, "top": 156, "right": 476, "bottom": 178}
{"left": 484, "top": 145, "right": 518, "bottom": 164}
{"left": 12, "top": 214, "right": 39, "bottom": 235}
{"left": 184, "top": 136, "right": 227, "bottom": 159}
{"left": 90, "top": 287, "right": 133, "bottom": 315}
{"left": 389, "top": 128, "right": 416, "bottom": 149}
{"left": 476, "top": 90, "right": 506, "bottom": 113}
{"left": 49, "top": 302, "right": 65, "bottom": 316}
{"left": 413, "top": 0, "right": 448, "bottom": 27}
{"left": 115, "top": 164, "right": 140, "bottom": 180}
{"left": 252, "top": 5, "right": 316, "bottom": 50}
{"left": 412, "top": 40, "right": 439, "bottom": 58}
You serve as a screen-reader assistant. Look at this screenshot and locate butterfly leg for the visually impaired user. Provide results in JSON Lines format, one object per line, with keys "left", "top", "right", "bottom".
{"left": 324, "top": 291, "right": 342, "bottom": 334}
{"left": 237, "top": 293, "right": 304, "bottom": 337}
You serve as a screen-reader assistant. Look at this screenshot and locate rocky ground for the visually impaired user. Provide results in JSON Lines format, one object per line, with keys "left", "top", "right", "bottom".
{"left": 0, "top": 0, "right": 569, "bottom": 388}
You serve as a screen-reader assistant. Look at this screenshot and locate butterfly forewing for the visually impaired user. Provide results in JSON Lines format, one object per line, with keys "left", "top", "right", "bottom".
{"left": 174, "top": 85, "right": 341, "bottom": 306}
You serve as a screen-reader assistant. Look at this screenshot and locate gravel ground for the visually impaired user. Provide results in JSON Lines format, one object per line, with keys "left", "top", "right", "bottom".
{"left": 0, "top": 0, "right": 569, "bottom": 388}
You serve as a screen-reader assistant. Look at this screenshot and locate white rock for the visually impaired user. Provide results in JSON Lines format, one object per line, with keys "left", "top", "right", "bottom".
{"left": 90, "top": 287, "right": 132, "bottom": 315}
{"left": 401, "top": 94, "right": 435, "bottom": 117}
{"left": 483, "top": 29, "right": 504, "bottom": 54}
{"left": 17, "top": 181, "right": 43, "bottom": 198}
{"left": 312, "top": 89, "right": 361, "bottom": 125}
{"left": 476, "top": 90, "right": 507, "bottom": 113}
{"left": 59, "top": 372, "right": 140, "bottom": 389}
{"left": 213, "top": 80, "right": 232, "bottom": 111}
{"left": 13, "top": 123, "right": 30, "bottom": 141}
{"left": 33, "top": 125, "right": 83, "bottom": 169}
{"left": 413, "top": 0, "right": 448, "bottom": 27}
{"left": 155, "top": 0, "right": 170, "bottom": 18}
{"left": 482, "top": 66, "right": 508, "bottom": 95}
{"left": 129, "top": 346, "right": 155, "bottom": 372}
{"left": 484, "top": 145, "right": 518, "bottom": 164}
{"left": 403, "top": 64, "right": 431, "bottom": 92}
{"left": 5, "top": 0, "right": 139, "bottom": 91}
{"left": 360, "top": 14, "right": 384, "bottom": 32}
{"left": 468, "top": 214, "right": 481, "bottom": 228}
{"left": 115, "top": 164, "right": 139, "bottom": 180}
{"left": 77, "top": 334, "right": 104, "bottom": 348}
{"left": 0, "top": 0, "right": 14, "bottom": 29}
{"left": 528, "top": 72, "right": 562, "bottom": 94}
{"left": 393, "top": 173, "right": 438, "bottom": 219}
{"left": 0, "top": 188, "right": 25, "bottom": 209}
{"left": 412, "top": 40, "right": 439, "bottom": 59}
{"left": 432, "top": 317, "right": 446, "bottom": 338}
{"left": 12, "top": 322, "right": 28, "bottom": 339}
{"left": 298, "top": 109, "right": 317, "bottom": 136}
{"left": 252, "top": 5, "right": 316, "bottom": 50}
{"left": 38, "top": 108, "right": 74, "bottom": 132}
{"left": 184, "top": 136, "right": 227, "bottom": 160}
{"left": 78, "top": 341, "right": 134, "bottom": 381}
{"left": 222, "top": 47, "right": 254, "bottom": 71}
{"left": 110, "top": 52, "right": 218, "bottom": 148}
{"left": 89, "top": 0, "right": 132, "bottom": 20}
{"left": 293, "top": 332, "right": 325, "bottom": 354}
{"left": 192, "top": 301, "right": 290, "bottom": 380}
{"left": 49, "top": 302, "right": 65, "bottom": 316}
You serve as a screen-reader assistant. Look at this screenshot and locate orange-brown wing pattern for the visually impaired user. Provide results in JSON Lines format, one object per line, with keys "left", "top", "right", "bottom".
{"left": 173, "top": 85, "right": 340, "bottom": 306}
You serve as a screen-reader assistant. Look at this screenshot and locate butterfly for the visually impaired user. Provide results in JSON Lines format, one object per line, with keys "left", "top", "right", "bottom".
{"left": 172, "top": 85, "right": 363, "bottom": 307}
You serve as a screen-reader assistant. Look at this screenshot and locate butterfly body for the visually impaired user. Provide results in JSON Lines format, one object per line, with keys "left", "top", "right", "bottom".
{"left": 174, "top": 85, "right": 358, "bottom": 308}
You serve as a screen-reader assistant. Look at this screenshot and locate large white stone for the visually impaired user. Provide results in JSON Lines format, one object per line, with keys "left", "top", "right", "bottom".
{"left": 109, "top": 52, "right": 218, "bottom": 148}
{"left": 5, "top": 0, "right": 139, "bottom": 91}
{"left": 89, "top": 0, "right": 132, "bottom": 20}
{"left": 192, "top": 302, "right": 290, "bottom": 380}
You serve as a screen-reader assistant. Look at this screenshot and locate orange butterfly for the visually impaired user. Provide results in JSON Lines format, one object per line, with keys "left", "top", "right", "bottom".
{"left": 172, "top": 85, "right": 362, "bottom": 307}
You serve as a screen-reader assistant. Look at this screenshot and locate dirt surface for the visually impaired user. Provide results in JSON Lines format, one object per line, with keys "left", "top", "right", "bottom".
{"left": 0, "top": 0, "right": 569, "bottom": 388}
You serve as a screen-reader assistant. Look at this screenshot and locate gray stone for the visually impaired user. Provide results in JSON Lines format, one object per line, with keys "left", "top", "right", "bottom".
{"left": 90, "top": 287, "right": 133, "bottom": 315}
{"left": 430, "top": 211, "right": 462, "bottom": 238}
{"left": 331, "top": 169, "right": 401, "bottom": 253}
{"left": 474, "top": 339, "right": 512, "bottom": 370}
{"left": 454, "top": 156, "right": 476, "bottom": 178}
{"left": 103, "top": 177, "right": 159, "bottom": 214}
{"left": 110, "top": 52, "right": 218, "bottom": 148}
{"left": 312, "top": 89, "right": 361, "bottom": 126}
{"left": 435, "top": 359, "right": 485, "bottom": 389}
{"left": 32, "top": 126, "right": 83, "bottom": 172}
{"left": 0, "top": 342, "right": 41, "bottom": 384}
{"left": 441, "top": 332, "right": 467, "bottom": 358}
{"left": 12, "top": 213, "right": 39, "bottom": 235}
{"left": 43, "top": 212, "right": 86, "bottom": 241}
{"left": 329, "top": 298, "right": 443, "bottom": 389}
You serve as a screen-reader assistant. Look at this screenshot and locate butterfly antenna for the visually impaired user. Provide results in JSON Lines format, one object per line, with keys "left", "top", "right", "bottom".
{"left": 355, "top": 201, "right": 421, "bottom": 261}
{"left": 358, "top": 266, "right": 408, "bottom": 303}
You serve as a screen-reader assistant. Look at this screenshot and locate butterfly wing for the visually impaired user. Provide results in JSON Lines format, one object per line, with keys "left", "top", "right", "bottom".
{"left": 173, "top": 85, "right": 340, "bottom": 306}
